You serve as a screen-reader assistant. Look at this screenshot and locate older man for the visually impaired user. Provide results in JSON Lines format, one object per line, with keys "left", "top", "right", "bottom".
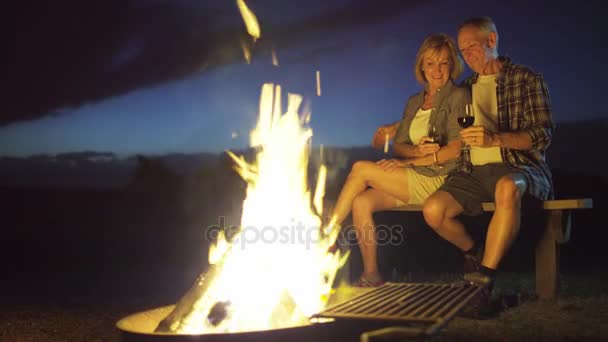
{"left": 422, "top": 17, "right": 554, "bottom": 314}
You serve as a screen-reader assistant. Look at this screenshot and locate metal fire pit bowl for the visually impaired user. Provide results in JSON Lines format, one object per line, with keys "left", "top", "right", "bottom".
{"left": 116, "top": 303, "right": 392, "bottom": 342}
{"left": 116, "top": 283, "right": 483, "bottom": 341}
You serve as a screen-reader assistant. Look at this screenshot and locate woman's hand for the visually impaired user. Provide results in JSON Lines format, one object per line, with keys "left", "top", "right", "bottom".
{"left": 372, "top": 123, "right": 398, "bottom": 149}
{"left": 376, "top": 158, "right": 406, "bottom": 173}
{"left": 416, "top": 136, "right": 440, "bottom": 156}
{"left": 460, "top": 126, "right": 498, "bottom": 147}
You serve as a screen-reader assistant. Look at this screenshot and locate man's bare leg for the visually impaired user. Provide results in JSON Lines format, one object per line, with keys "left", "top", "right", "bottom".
{"left": 482, "top": 174, "right": 527, "bottom": 269}
{"left": 351, "top": 189, "right": 403, "bottom": 282}
{"left": 423, "top": 190, "right": 473, "bottom": 252}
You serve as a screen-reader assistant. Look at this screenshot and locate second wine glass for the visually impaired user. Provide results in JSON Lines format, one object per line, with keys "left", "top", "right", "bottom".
{"left": 458, "top": 104, "right": 474, "bottom": 173}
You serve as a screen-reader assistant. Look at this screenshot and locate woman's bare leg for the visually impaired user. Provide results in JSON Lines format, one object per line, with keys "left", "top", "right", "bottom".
{"left": 328, "top": 160, "right": 413, "bottom": 282}
{"left": 330, "top": 160, "right": 411, "bottom": 228}
{"left": 352, "top": 188, "right": 403, "bottom": 281}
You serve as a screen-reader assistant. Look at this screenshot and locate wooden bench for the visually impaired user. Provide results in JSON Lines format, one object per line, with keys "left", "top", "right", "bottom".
{"left": 389, "top": 198, "right": 593, "bottom": 300}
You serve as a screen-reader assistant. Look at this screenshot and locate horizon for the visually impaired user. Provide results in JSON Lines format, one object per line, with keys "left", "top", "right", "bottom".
{"left": 1, "top": 117, "right": 605, "bottom": 158}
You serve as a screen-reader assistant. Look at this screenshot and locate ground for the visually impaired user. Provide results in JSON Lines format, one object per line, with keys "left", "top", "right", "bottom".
{"left": 2, "top": 272, "right": 607, "bottom": 341}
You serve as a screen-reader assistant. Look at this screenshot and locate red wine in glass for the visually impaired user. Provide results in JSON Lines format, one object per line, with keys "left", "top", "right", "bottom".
{"left": 457, "top": 116, "right": 474, "bottom": 128}
{"left": 458, "top": 104, "right": 474, "bottom": 173}
{"left": 459, "top": 104, "right": 474, "bottom": 128}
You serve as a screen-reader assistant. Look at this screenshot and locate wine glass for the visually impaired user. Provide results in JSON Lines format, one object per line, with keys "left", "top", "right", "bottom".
{"left": 427, "top": 123, "right": 443, "bottom": 168}
{"left": 458, "top": 104, "right": 475, "bottom": 129}
{"left": 458, "top": 104, "right": 474, "bottom": 172}
{"left": 427, "top": 124, "right": 439, "bottom": 144}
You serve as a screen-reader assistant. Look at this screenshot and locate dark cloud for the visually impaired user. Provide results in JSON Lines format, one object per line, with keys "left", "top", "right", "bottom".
{"left": 2, "top": 0, "right": 427, "bottom": 126}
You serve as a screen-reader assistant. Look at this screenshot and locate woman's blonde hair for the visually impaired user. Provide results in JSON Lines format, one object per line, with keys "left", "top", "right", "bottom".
{"left": 414, "top": 33, "right": 463, "bottom": 85}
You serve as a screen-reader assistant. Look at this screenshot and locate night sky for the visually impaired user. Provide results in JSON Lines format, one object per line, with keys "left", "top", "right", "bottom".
{"left": 1, "top": 0, "right": 603, "bottom": 157}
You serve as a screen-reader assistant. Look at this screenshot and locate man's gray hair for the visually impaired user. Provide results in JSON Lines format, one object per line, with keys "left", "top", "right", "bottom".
{"left": 458, "top": 16, "right": 498, "bottom": 35}
{"left": 458, "top": 16, "right": 499, "bottom": 48}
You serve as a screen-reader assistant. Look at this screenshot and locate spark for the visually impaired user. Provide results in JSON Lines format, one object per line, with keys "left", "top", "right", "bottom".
{"left": 236, "top": 0, "right": 261, "bottom": 41}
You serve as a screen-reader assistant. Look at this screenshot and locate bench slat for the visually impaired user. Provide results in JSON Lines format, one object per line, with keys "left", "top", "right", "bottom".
{"left": 391, "top": 198, "right": 593, "bottom": 212}
{"left": 538, "top": 198, "right": 593, "bottom": 210}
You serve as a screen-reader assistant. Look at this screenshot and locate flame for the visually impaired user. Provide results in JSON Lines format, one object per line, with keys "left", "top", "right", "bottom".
{"left": 240, "top": 39, "right": 251, "bottom": 64}
{"left": 173, "top": 83, "right": 347, "bottom": 334}
{"left": 271, "top": 48, "right": 279, "bottom": 66}
{"left": 316, "top": 70, "right": 322, "bottom": 96}
{"left": 236, "top": 0, "right": 261, "bottom": 41}
{"left": 313, "top": 164, "right": 327, "bottom": 217}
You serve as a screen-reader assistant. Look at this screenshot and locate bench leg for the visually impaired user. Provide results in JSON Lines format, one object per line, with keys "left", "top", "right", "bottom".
{"left": 535, "top": 210, "right": 561, "bottom": 300}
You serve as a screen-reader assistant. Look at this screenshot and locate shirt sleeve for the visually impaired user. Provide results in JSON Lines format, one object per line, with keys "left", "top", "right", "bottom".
{"left": 525, "top": 74, "right": 554, "bottom": 151}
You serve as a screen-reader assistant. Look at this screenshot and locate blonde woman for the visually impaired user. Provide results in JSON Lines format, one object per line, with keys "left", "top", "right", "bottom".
{"left": 329, "top": 33, "right": 468, "bottom": 286}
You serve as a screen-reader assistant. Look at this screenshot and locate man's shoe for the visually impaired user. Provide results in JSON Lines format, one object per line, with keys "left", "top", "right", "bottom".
{"left": 464, "top": 271, "right": 492, "bottom": 286}
{"left": 459, "top": 272, "right": 494, "bottom": 319}
{"left": 459, "top": 285, "right": 493, "bottom": 319}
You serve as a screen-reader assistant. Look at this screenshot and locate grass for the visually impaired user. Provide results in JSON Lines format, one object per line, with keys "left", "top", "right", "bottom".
{"left": 439, "top": 271, "right": 608, "bottom": 341}
{"left": 441, "top": 296, "right": 608, "bottom": 341}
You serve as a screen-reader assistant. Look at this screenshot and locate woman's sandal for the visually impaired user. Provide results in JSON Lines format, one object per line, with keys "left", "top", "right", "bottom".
{"left": 356, "top": 274, "right": 386, "bottom": 288}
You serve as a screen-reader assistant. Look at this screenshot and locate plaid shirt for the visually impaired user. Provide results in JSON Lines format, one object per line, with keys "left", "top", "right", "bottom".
{"left": 463, "top": 57, "right": 555, "bottom": 200}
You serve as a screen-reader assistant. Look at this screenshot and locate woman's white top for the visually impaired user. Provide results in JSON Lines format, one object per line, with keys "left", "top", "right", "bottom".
{"left": 409, "top": 107, "right": 432, "bottom": 145}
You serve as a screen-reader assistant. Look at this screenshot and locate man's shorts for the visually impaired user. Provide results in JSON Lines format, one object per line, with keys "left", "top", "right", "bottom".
{"left": 437, "top": 163, "right": 522, "bottom": 216}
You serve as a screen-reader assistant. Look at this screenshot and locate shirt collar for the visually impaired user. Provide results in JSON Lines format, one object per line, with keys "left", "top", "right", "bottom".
{"left": 469, "top": 56, "right": 512, "bottom": 84}
{"left": 417, "top": 79, "right": 455, "bottom": 102}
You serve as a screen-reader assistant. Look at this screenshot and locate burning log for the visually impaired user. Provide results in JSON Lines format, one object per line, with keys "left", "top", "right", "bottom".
{"left": 155, "top": 265, "right": 220, "bottom": 332}
{"left": 207, "top": 301, "right": 232, "bottom": 326}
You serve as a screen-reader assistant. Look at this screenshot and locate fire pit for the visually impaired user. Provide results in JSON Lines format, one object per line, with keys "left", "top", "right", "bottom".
{"left": 116, "top": 282, "right": 485, "bottom": 341}
{"left": 116, "top": 305, "right": 335, "bottom": 342}
{"left": 115, "top": 82, "right": 351, "bottom": 339}
{"left": 115, "top": 302, "right": 393, "bottom": 342}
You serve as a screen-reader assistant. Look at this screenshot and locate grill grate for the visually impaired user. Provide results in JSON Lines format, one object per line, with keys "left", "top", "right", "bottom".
{"left": 314, "top": 282, "right": 485, "bottom": 337}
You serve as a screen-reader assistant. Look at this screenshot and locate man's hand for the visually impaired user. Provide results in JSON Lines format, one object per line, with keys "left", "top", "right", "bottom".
{"left": 372, "top": 123, "right": 398, "bottom": 149}
{"left": 376, "top": 158, "right": 406, "bottom": 173}
{"left": 416, "top": 136, "right": 440, "bottom": 156}
{"left": 460, "top": 126, "right": 499, "bottom": 147}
